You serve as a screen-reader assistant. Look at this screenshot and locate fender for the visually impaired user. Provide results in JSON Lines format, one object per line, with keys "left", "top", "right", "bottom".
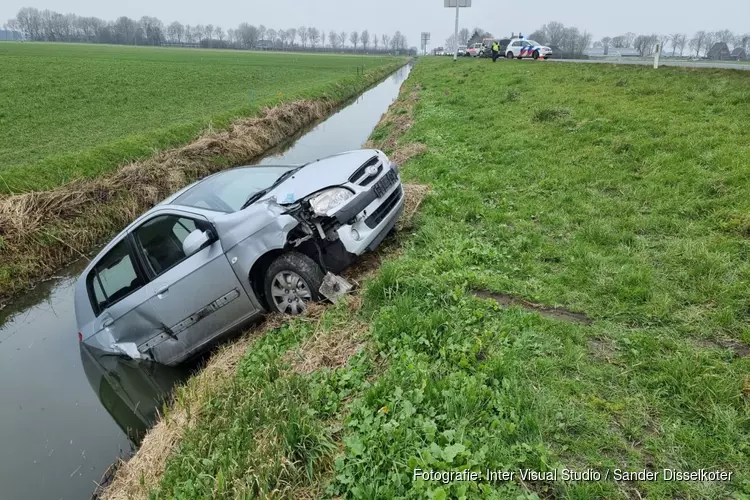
{"left": 213, "top": 200, "right": 300, "bottom": 307}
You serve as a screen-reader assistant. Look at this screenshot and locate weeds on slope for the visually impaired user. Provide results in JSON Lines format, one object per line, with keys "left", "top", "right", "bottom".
{"left": 324, "top": 60, "right": 750, "bottom": 499}
{"left": 120, "top": 60, "right": 749, "bottom": 499}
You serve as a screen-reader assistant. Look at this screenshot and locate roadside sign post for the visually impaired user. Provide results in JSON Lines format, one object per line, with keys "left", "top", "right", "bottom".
{"left": 421, "top": 32, "right": 431, "bottom": 56}
{"left": 653, "top": 43, "right": 661, "bottom": 69}
{"left": 445, "top": 0, "right": 471, "bottom": 62}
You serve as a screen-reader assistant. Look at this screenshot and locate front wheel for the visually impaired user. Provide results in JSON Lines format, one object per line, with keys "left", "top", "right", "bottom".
{"left": 533, "top": 50, "right": 540, "bottom": 60}
{"left": 264, "top": 252, "right": 324, "bottom": 315}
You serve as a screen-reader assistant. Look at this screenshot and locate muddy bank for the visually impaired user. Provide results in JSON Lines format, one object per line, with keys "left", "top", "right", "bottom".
{"left": 0, "top": 61, "right": 405, "bottom": 308}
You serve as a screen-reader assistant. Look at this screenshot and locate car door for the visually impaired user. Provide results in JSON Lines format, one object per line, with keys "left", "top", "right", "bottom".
{"left": 86, "top": 238, "right": 163, "bottom": 359}
{"left": 131, "top": 210, "right": 257, "bottom": 365}
{"left": 521, "top": 40, "right": 532, "bottom": 57}
{"left": 510, "top": 40, "right": 522, "bottom": 57}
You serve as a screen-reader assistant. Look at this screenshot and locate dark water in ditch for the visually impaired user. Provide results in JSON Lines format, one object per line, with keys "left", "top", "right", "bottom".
{"left": 0, "top": 63, "right": 411, "bottom": 500}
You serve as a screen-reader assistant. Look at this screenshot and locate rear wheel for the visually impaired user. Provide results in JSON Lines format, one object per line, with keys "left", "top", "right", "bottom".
{"left": 506, "top": 51, "right": 514, "bottom": 59}
{"left": 264, "top": 252, "right": 324, "bottom": 315}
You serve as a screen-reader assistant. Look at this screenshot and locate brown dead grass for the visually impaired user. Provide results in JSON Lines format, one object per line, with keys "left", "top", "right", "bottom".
{"left": 399, "top": 183, "right": 431, "bottom": 231}
{"left": 283, "top": 301, "right": 369, "bottom": 375}
{"left": 391, "top": 142, "right": 428, "bottom": 166}
{"left": 364, "top": 82, "right": 428, "bottom": 179}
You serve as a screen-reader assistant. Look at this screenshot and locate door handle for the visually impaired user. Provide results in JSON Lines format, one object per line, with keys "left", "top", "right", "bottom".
{"left": 155, "top": 284, "right": 170, "bottom": 296}
{"left": 102, "top": 317, "right": 114, "bottom": 328}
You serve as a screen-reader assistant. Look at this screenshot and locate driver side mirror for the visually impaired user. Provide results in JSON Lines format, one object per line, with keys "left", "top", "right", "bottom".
{"left": 183, "top": 229, "right": 216, "bottom": 257}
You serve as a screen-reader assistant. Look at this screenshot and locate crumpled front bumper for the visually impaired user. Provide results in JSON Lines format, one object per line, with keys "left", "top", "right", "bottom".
{"left": 332, "top": 180, "right": 405, "bottom": 256}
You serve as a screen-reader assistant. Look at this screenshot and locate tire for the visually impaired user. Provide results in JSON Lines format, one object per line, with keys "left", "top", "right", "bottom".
{"left": 533, "top": 50, "right": 539, "bottom": 60}
{"left": 263, "top": 252, "right": 324, "bottom": 315}
{"left": 506, "top": 51, "right": 514, "bottom": 59}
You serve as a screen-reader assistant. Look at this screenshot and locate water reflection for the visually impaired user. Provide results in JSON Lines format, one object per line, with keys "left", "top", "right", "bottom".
{"left": 79, "top": 344, "right": 187, "bottom": 445}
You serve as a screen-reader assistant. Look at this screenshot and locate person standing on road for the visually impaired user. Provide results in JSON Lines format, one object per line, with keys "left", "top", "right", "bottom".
{"left": 491, "top": 41, "right": 500, "bottom": 62}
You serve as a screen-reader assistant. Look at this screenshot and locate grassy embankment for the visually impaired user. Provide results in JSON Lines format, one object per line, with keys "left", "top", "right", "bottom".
{"left": 0, "top": 44, "right": 404, "bottom": 304}
{"left": 106, "top": 58, "right": 750, "bottom": 499}
{"left": 0, "top": 43, "right": 401, "bottom": 192}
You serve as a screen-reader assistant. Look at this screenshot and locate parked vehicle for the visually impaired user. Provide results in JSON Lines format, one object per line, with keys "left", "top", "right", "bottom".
{"left": 505, "top": 38, "right": 552, "bottom": 60}
{"left": 479, "top": 38, "right": 511, "bottom": 58}
{"left": 466, "top": 42, "right": 485, "bottom": 57}
{"left": 75, "top": 149, "right": 404, "bottom": 366}
{"left": 457, "top": 45, "right": 467, "bottom": 56}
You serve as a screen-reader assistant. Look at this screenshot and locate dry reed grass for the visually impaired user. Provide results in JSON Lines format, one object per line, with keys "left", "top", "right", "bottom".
{"left": 398, "top": 183, "right": 430, "bottom": 232}
{"left": 391, "top": 142, "right": 428, "bottom": 166}
{"left": 283, "top": 300, "right": 369, "bottom": 375}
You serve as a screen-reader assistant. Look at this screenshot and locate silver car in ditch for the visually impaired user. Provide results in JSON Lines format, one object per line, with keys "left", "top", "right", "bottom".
{"left": 75, "top": 149, "right": 404, "bottom": 366}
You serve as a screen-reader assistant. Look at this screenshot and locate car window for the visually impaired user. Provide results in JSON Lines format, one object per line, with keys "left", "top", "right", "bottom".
{"left": 526, "top": 40, "right": 539, "bottom": 46}
{"left": 173, "top": 166, "right": 293, "bottom": 212}
{"left": 512, "top": 41, "right": 521, "bottom": 47}
{"left": 88, "top": 240, "right": 144, "bottom": 315}
{"left": 134, "top": 215, "right": 204, "bottom": 277}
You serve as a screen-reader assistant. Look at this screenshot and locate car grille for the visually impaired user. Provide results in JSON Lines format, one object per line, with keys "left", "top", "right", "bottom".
{"left": 365, "top": 186, "right": 402, "bottom": 229}
{"left": 349, "top": 156, "right": 384, "bottom": 187}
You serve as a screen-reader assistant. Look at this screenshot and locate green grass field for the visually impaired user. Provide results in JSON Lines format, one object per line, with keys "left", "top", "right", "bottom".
{"left": 128, "top": 59, "right": 750, "bottom": 499}
{"left": 0, "top": 43, "right": 400, "bottom": 192}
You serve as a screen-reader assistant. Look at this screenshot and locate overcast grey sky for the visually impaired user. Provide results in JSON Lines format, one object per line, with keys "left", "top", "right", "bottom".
{"left": 4, "top": 0, "right": 749, "bottom": 48}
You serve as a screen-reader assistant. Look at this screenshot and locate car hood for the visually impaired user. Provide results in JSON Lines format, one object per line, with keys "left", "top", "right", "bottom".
{"left": 265, "top": 149, "right": 381, "bottom": 203}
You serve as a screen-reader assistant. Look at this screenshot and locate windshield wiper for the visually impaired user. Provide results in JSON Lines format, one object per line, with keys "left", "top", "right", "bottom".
{"left": 240, "top": 189, "right": 269, "bottom": 210}
{"left": 240, "top": 167, "right": 302, "bottom": 210}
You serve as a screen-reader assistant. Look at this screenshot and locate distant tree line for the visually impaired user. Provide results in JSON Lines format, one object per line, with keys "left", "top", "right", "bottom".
{"left": 594, "top": 29, "right": 749, "bottom": 58}
{"left": 526, "top": 22, "right": 593, "bottom": 58}
{"left": 4, "top": 7, "right": 413, "bottom": 54}
{"left": 444, "top": 27, "right": 472, "bottom": 52}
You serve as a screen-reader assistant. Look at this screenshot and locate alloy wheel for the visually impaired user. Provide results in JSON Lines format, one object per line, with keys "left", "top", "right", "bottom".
{"left": 270, "top": 271, "right": 312, "bottom": 314}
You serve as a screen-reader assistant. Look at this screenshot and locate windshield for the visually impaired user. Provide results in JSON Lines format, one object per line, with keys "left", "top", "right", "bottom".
{"left": 526, "top": 40, "right": 540, "bottom": 46}
{"left": 173, "top": 166, "right": 296, "bottom": 212}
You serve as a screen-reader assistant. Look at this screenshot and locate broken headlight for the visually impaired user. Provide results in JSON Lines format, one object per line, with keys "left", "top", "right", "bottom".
{"left": 309, "top": 187, "right": 354, "bottom": 216}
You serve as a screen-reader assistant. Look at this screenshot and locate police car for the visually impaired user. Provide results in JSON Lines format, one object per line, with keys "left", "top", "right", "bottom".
{"left": 505, "top": 38, "right": 552, "bottom": 60}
